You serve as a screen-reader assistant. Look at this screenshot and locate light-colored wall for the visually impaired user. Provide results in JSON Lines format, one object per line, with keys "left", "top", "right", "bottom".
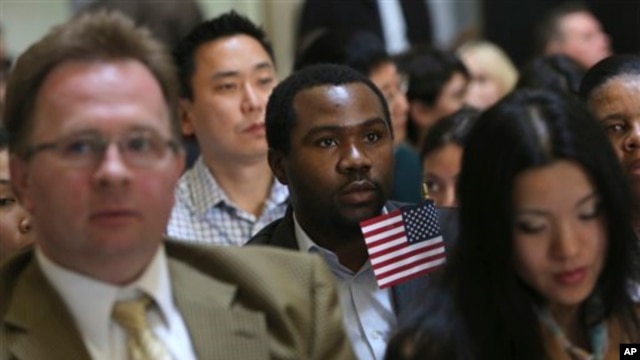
{"left": 1, "top": 1, "right": 72, "bottom": 60}
{"left": 0, "top": 0, "right": 302, "bottom": 77}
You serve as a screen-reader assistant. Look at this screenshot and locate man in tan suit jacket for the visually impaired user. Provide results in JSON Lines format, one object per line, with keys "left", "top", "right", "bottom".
{"left": 0, "top": 11, "right": 353, "bottom": 360}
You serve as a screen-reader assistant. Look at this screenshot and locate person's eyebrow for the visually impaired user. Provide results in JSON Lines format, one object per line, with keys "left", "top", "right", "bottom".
{"left": 303, "top": 117, "right": 387, "bottom": 139}
{"left": 516, "top": 192, "right": 598, "bottom": 216}
{"left": 210, "top": 61, "right": 273, "bottom": 81}
{"left": 253, "top": 61, "right": 273, "bottom": 71}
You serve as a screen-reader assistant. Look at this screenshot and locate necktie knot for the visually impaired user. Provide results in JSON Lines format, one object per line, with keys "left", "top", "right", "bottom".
{"left": 112, "top": 295, "right": 172, "bottom": 360}
{"left": 113, "top": 296, "right": 153, "bottom": 333}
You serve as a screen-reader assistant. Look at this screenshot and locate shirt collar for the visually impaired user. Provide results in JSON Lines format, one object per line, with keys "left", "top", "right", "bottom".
{"left": 36, "top": 245, "right": 174, "bottom": 354}
{"left": 292, "top": 207, "right": 388, "bottom": 275}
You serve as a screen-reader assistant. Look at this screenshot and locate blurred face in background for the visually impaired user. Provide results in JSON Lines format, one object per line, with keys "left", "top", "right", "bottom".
{"left": 0, "top": 149, "right": 32, "bottom": 260}
{"left": 550, "top": 11, "right": 611, "bottom": 69}
{"left": 422, "top": 143, "right": 462, "bottom": 207}
{"left": 410, "top": 72, "right": 468, "bottom": 134}
{"left": 512, "top": 161, "right": 606, "bottom": 313}
{"left": 460, "top": 53, "right": 503, "bottom": 110}
{"left": 369, "top": 61, "right": 409, "bottom": 145}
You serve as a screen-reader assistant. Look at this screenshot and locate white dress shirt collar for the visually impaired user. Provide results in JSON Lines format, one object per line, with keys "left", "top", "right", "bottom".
{"left": 36, "top": 245, "right": 176, "bottom": 358}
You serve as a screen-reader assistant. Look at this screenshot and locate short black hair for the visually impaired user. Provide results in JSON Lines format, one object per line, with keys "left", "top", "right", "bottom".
{"left": 420, "top": 106, "right": 479, "bottom": 162}
{"left": 579, "top": 54, "right": 640, "bottom": 100}
{"left": 396, "top": 46, "right": 469, "bottom": 147}
{"left": 517, "top": 54, "right": 585, "bottom": 95}
{"left": 266, "top": 63, "right": 391, "bottom": 155}
{"left": 396, "top": 45, "right": 469, "bottom": 107}
{"left": 173, "top": 10, "right": 275, "bottom": 99}
{"left": 293, "top": 29, "right": 390, "bottom": 76}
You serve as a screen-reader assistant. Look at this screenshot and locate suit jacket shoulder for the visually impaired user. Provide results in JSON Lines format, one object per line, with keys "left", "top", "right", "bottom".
{"left": 246, "top": 209, "right": 298, "bottom": 250}
{"left": 166, "top": 241, "right": 354, "bottom": 360}
{"left": 0, "top": 244, "right": 355, "bottom": 360}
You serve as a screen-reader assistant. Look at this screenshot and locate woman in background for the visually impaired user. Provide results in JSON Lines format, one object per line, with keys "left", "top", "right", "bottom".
{"left": 420, "top": 107, "right": 479, "bottom": 207}
{"left": 386, "top": 89, "right": 640, "bottom": 359}
{"left": 397, "top": 46, "right": 469, "bottom": 152}
{"left": 457, "top": 40, "right": 518, "bottom": 110}
{"left": 0, "top": 126, "right": 31, "bottom": 261}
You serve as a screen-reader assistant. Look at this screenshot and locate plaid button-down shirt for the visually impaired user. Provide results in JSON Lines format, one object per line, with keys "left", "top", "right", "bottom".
{"left": 167, "top": 158, "right": 289, "bottom": 246}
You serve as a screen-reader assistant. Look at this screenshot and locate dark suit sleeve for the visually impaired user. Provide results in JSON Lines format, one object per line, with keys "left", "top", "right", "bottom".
{"left": 309, "top": 255, "right": 356, "bottom": 360}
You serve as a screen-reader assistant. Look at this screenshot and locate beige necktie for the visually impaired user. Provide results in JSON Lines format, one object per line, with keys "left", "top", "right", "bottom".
{"left": 112, "top": 296, "right": 173, "bottom": 360}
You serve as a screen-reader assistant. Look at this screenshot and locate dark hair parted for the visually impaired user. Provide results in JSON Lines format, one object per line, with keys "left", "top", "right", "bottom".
{"left": 3, "top": 10, "right": 181, "bottom": 158}
{"left": 396, "top": 46, "right": 469, "bottom": 146}
{"left": 266, "top": 63, "right": 391, "bottom": 155}
{"left": 579, "top": 54, "right": 640, "bottom": 100}
{"left": 534, "top": 1, "right": 591, "bottom": 56}
{"left": 397, "top": 45, "right": 469, "bottom": 107}
{"left": 517, "top": 54, "right": 585, "bottom": 95}
{"left": 173, "top": 10, "right": 274, "bottom": 100}
{"left": 293, "top": 29, "right": 390, "bottom": 76}
{"left": 390, "top": 89, "right": 640, "bottom": 359}
{"left": 420, "top": 106, "right": 479, "bottom": 162}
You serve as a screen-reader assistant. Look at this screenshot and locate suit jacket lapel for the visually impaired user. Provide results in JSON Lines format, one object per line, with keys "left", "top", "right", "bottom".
{"left": 168, "top": 258, "right": 270, "bottom": 360}
{"left": 270, "top": 208, "right": 300, "bottom": 250}
{"left": 4, "top": 259, "right": 91, "bottom": 360}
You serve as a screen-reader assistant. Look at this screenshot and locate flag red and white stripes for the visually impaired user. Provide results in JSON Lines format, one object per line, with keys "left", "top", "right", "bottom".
{"left": 360, "top": 201, "right": 446, "bottom": 288}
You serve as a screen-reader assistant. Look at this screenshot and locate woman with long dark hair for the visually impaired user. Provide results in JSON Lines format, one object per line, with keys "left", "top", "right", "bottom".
{"left": 386, "top": 89, "right": 640, "bottom": 359}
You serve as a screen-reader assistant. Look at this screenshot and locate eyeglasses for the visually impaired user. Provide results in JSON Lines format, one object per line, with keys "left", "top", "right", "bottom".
{"left": 25, "top": 130, "right": 181, "bottom": 168}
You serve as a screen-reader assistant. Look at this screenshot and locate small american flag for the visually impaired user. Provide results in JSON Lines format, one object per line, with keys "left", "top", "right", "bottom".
{"left": 360, "top": 200, "right": 446, "bottom": 289}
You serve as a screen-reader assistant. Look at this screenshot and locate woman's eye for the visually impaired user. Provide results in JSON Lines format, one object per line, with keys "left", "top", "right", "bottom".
{"left": 425, "top": 179, "right": 441, "bottom": 193}
{"left": 578, "top": 203, "right": 602, "bottom": 220}
{"left": 0, "top": 197, "right": 17, "bottom": 207}
{"left": 515, "top": 221, "right": 546, "bottom": 234}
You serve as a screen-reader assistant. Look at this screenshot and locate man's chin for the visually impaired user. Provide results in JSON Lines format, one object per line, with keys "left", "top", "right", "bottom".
{"left": 336, "top": 204, "right": 385, "bottom": 226}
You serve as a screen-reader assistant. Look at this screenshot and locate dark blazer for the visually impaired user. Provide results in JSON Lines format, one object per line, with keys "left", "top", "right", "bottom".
{"left": 247, "top": 203, "right": 459, "bottom": 316}
{"left": 297, "top": 0, "right": 432, "bottom": 53}
{"left": 0, "top": 241, "right": 355, "bottom": 360}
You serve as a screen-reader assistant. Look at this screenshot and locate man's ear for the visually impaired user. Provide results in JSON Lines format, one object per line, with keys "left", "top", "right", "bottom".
{"left": 178, "top": 98, "right": 195, "bottom": 136}
{"left": 268, "top": 148, "right": 288, "bottom": 185}
{"left": 10, "top": 155, "right": 34, "bottom": 213}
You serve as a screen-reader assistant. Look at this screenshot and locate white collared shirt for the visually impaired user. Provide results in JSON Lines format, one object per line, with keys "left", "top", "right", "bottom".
{"left": 293, "top": 213, "right": 396, "bottom": 360}
{"left": 36, "top": 245, "right": 197, "bottom": 360}
{"left": 167, "top": 157, "right": 289, "bottom": 246}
